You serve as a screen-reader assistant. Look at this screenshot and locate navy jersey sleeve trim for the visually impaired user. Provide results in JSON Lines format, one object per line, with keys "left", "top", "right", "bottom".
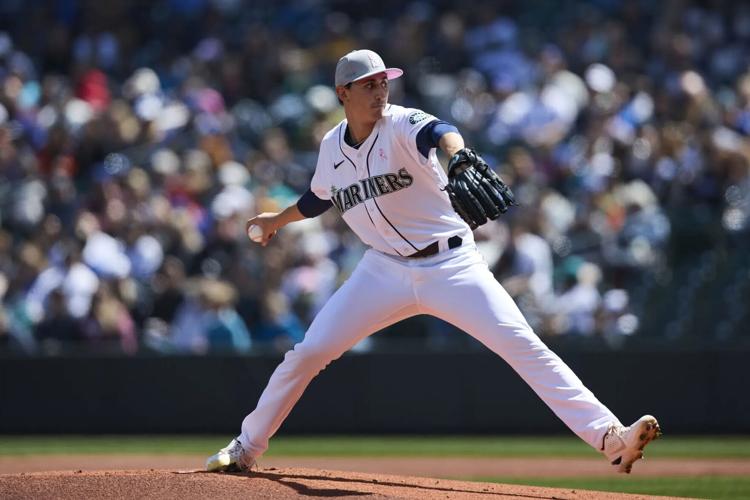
{"left": 297, "top": 188, "right": 333, "bottom": 218}
{"left": 415, "top": 120, "right": 459, "bottom": 159}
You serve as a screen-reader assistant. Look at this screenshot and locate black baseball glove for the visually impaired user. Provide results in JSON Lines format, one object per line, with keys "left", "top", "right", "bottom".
{"left": 444, "top": 148, "right": 517, "bottom": 229}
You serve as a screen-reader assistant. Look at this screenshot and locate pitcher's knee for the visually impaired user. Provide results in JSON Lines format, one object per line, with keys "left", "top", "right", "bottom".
{"left": 285, "top": 340, "right": 338, "bottom": 371}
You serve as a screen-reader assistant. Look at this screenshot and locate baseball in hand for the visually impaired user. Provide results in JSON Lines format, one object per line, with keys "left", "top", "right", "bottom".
{"left": 247, "top": 224, "right": 264, "bottom": 243}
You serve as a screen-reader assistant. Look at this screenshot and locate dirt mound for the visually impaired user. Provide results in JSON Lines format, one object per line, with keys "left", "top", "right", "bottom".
{"left": 1, "top": 454, "right": 746, "bottom": 478}
{"left": 0, "top": 467, "right": 686, "bottom": 499}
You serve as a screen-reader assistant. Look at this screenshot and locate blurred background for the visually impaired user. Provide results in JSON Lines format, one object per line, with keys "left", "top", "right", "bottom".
{"left": 0, "top": 0, "right": 749, "bottom": 436}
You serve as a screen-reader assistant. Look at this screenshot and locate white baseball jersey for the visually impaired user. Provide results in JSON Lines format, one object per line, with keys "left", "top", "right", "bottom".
{"left": 310, "top": 104, "right": 473, "bottom": 257}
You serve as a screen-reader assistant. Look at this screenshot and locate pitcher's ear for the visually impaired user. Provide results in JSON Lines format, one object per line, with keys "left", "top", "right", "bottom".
{"left": 336, "top": 83, "right": 353, "bottom": 104}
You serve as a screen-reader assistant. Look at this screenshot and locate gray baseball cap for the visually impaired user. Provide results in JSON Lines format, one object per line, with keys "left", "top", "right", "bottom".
{"left": 334, "top": 49, "right": 403, "bottom": 87}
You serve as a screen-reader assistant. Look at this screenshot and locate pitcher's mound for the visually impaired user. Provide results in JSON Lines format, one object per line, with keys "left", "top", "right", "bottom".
{"left": 0, "top": 467, "right": 683, "bottom": 499}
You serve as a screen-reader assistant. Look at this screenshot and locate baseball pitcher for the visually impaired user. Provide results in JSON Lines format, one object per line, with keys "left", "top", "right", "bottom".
{"left": 206, "top": 50, "right": 660, "bottom": 475}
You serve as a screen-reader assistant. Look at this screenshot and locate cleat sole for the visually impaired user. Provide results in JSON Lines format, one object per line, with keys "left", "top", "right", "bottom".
{"left": 617, "top": 416, "right": 662, "bottom": 473}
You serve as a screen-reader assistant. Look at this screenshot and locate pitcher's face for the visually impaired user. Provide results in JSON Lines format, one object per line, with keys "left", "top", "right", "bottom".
{"left": 338, "top": 74, "right": 389, "bottom": 125}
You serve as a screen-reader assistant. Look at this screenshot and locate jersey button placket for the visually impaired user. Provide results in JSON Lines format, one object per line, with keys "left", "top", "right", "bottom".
{"left": 376, "top": 221, "right": 391, "bottom": 244}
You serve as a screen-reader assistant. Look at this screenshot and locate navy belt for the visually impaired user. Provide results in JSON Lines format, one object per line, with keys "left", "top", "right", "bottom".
{"left": 408, "top": 235, "right": 462, "bottom": 258}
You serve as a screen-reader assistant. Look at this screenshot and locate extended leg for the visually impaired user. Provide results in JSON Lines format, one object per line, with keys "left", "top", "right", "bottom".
{"left": 239, "top": 251, "right": 418, "bottom": 459}
{"left": 417, "top": 248, "right": 619, "bottom": 448}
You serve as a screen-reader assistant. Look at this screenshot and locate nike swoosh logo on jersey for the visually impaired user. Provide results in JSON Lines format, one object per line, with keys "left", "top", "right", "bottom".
{"left": 333, "top": 160, "right": 345, "bottom": 169}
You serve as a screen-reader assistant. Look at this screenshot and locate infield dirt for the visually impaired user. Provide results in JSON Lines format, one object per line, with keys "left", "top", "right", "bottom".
{"left": 0, "top": 468, "right": 691, "bottom": 499}
{"left": 1, "top": 454, "right": 747, "bottom": 477}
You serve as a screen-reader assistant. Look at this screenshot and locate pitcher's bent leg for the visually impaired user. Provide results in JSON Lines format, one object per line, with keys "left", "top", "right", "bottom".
{"left": 240, "top": 254, "right": 417, "bottom": 459}
{"left": 419, "top": 250, "right": 620, "bottom": 449}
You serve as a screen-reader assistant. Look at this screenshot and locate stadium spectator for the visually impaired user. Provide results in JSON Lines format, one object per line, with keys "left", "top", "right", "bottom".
{"left": 0, "top": 1, "right": 748, "bottom": 354}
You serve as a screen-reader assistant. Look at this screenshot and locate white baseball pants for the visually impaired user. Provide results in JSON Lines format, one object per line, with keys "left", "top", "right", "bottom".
{"left": 240, "top": 244, "right": 620, "bottom": 458}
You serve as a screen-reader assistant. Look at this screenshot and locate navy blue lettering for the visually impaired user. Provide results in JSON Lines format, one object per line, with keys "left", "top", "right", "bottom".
{"left": 342, "top": 189, "right": 354, "bottom": 211}
{"left": 398, "top": 168, "right": 414, "bottom": 187}
{"left": 384, "top": 173, "right": 402, "bottom": 192}
{"left": 361, "top": 179, "right": 370, "bottom": 199}
{"left": 374, "top": 175, "right": 391, "bottom": 194}
{"left": 331, "top": 168, "right": 414, "bottom": 215}
{"left": 349, "top": 184, "right": 364, "bottom": 204}
{"left": 366, "top": 178, "right": 377, "bottom": 198}
{"left": 332, "top": 190, "right": 344, "bottom": 212}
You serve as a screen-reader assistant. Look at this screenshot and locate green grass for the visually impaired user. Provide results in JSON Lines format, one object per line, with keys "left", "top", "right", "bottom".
{"left": 478, "top": 476, "right": 750, "bottom": 500}
{"left": 0, "top": 435, "right": 749, "bottom": 458}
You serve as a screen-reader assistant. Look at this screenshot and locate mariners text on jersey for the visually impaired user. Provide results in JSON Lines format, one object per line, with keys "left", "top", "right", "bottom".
{"left": 330, "top": 167, "right": 414, "bottom": 214}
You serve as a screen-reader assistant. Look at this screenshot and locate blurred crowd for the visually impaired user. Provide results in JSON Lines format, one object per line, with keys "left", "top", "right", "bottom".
{"left": 1, "top": 0, "right": 749, "bottom": 356}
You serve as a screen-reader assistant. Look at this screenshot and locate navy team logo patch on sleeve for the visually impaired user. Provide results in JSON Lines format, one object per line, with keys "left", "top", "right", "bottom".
{"left": 408, "top": 111, "right": 429, "bottom": 124}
